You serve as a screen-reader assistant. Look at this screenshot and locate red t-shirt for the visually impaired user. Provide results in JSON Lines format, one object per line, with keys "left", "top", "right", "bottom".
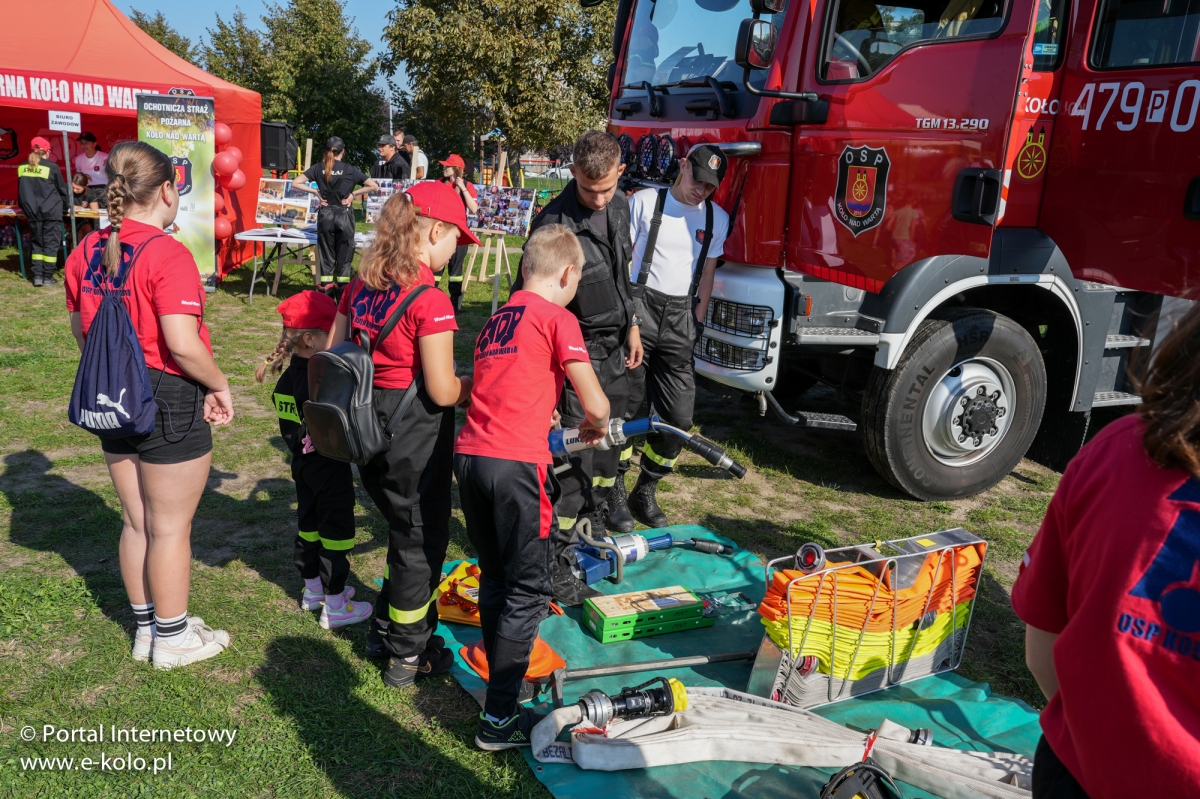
{"left": 337, "top": 266, "right": 458, "bottom": 390}
{"left": 1011, "top": 414, "right": 1200, "bottom": 796}
{"left": 65, "top": 220, "right": 211, "bottom": 375}
{"left": 455, "top": 290, "right": 589, "bottom": 464}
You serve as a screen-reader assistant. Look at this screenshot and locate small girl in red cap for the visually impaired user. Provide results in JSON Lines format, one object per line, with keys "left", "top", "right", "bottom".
{"left": 437, "top": 154, "right": 478, "bottom": 313}
{"left": 257, "top": 290, "right": 372, "bottom": 629}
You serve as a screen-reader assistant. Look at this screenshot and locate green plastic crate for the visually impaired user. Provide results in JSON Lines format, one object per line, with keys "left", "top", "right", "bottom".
{"left": 582, "top": 586, "right": 715, "bottom": 643}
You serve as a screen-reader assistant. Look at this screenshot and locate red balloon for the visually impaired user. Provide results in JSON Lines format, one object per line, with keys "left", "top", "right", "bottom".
{"left": 224, "top": 145, "right": 243, "bottom": 165}
{"left": 214, "top": 122, "right": 233, "bottom": 147}
{"left": 213, "top": 193, "right": 225, "bottom": 214}
{"left": 213, "top": 151, "right": 238, "bottom": 176}
{"left": 221, "top": 169, "right": 247, "bottom": 190}
{"left": 214, "top": 217, "right": 233, "bottom": 240}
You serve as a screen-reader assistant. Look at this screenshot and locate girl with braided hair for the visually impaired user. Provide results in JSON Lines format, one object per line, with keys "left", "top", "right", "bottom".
{"left": 64, "top": 140, "right": 234, "bottom": 669}
{"left": 256, "top": 291, "right": 368, "bottom": 628}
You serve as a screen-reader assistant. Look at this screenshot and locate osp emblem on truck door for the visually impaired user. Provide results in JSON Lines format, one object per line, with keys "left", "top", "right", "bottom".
{"left": 834, "top": 145, "right": 890, "bottom": 236}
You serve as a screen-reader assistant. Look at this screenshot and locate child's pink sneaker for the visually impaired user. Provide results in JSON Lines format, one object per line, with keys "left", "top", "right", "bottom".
{"left": 319, "top": 596, "right": 373, "bottom": 629}
{"left": 301, "top": 585, "right": 354, "bottom": 611}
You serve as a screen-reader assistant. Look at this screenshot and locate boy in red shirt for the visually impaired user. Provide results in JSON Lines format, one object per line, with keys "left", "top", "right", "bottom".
{"left": 1011, "top": 304, "right": 1200, "bottom": 798}
{"left": 454, "top": 224, "right": 610, "bottom": 750}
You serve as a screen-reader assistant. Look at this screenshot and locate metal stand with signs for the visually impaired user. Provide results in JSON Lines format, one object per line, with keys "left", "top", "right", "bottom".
{"left": 48, "top": 109, "right": 81, "bottom": 248}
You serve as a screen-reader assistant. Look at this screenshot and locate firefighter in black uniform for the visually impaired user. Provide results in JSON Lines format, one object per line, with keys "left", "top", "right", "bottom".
{"left": 256, "top": 291, "right": 367, "bottom": 628}
{"left": 513, "top": 130, "right": 642, "bottom": 605}
{"left": 18, "top": 136, "right": 69, "bottom": 287}
{"left": 292, "top": 137, "right": 377, "bottom": 297}
{"left": 370, "top": 134, "right": 410, "bottom": 181}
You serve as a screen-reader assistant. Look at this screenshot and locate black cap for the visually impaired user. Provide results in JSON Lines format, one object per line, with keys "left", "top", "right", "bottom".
{"left": 687, "top": 145, "right": 727, "bottom": 188}
{"left": 402, "top": 134, "right": 418, "bottom": 145}
{"left": 325, "top": 136, "right": 345, "bottom": 152}
{"left": 77, "top": 131, "right": 97, "bottom": 143}
{"left": 376, "top": 134, "right": 396, "bottom": 148}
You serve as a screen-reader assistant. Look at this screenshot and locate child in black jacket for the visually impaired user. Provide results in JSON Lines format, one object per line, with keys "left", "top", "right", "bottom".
{"left": 257, "top": 291, "right": 371, "bottom": 629}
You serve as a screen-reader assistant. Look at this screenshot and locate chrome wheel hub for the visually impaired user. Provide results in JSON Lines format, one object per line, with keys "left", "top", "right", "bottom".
{"left": 922, "top": 358, "right": 1015, "bottom": 467}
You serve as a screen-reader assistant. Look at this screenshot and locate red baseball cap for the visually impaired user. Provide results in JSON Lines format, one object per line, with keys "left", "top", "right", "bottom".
{"left": 277, "top": 290, "right": 337, "bottom": 332}
{"left": 406, "top": 180, "right": 481, "bottom": 246}
{"left": 31, "top": 136, "right": 51, "bottom": 152}
{"left": 439, "top": 154, "right": 465, "bottom": 170}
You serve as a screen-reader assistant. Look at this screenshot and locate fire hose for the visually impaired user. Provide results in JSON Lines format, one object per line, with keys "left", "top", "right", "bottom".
{"left": 530, "top": 684, "right": 1031, "bottom": 799}
{"left": 549, "top": 414, "right": 747, "bottom": 479}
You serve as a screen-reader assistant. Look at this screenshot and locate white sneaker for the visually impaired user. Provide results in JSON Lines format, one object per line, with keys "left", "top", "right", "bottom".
{"left": 151, "top": 619, "right": 229, "bottom": 670}
{"left": 319, "top": 597, "right": 373, "bottom": 629}
{"left": 132, "top": 616, "right": 204, "bottom": 661}
{"left": 301, "top": 585, "right": 353, "bottom": 611}
{"left": 132, "top": 628, "right": 154, "bottom": 661}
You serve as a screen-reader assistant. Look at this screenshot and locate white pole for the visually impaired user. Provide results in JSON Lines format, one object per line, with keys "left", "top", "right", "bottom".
{"left": 62, "top": 131, "right": 77, "bottom": 248}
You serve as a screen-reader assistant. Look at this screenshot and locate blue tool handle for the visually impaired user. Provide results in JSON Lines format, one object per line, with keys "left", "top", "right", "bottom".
{"left": 620, "top": 415, "right": 657, "bottom": 438}
{"left": 645, "top": 533, "right": 674, "bottom": 551}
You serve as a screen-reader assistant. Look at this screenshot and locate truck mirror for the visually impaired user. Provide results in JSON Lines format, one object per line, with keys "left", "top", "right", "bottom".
{"left": 750, "top": 0, "right": 788, "bottom": 12}
{"left": 735, "top": 19, "right": 778, "bottom": 70}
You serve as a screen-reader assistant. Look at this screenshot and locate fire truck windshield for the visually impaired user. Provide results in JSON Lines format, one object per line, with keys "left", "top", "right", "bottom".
{"left": 622, "top": 0, "right": 784, "bottom": 91}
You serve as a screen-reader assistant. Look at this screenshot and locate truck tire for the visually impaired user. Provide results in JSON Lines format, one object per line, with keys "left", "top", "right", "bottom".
{"left": 861, "top": 307, "right": 1046, "bottom": 500}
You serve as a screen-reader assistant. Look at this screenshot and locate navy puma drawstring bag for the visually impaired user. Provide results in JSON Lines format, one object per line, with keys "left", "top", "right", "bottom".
{"left": 68, "top": 232, "right": 165, "bottom": 437}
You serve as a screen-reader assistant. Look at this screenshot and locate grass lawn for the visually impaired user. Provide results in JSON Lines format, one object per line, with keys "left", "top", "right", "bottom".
{"left": 0, "top": 233, "right": 1120, "bottom": 797}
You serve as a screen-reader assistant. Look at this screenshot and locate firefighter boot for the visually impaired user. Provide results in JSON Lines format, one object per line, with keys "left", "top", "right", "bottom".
{"left": 628, "top": 471, "right": 669, "bottom": 529}
{"left": 605, "top": 477, "right": 636, "bottom": 533}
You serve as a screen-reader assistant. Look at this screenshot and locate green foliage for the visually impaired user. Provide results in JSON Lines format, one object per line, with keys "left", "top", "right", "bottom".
{"left": 384, "top": 0, "right": 617, "bottom": 155}
{"left": 202, "top": 0, "right": 386, "bottom": 169}
{"left": 129, "top": 9, "right": 201, "bottom": 64}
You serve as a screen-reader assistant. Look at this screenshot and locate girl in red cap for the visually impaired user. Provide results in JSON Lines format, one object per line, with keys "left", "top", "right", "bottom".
{"left": 256, "top": 290, "right": 371, "bottom": 629}
{"left": 438, "top": 154, "right": 478, "bottom": 313}
{"left": 331, "top": 181, "right": 478, "bottom": 687}
{"left": 18, "top": 136, "right": 69, "bottom": 287}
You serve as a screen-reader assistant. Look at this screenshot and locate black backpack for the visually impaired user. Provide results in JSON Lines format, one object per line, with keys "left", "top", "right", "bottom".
{"left": 303, "top": 282, "right": 431, "bottom": 465}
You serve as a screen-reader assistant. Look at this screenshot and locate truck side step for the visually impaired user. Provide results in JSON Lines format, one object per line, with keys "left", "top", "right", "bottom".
{"left": 762, "top": 390, "right": 858, "bottom": 431}
{"left": 1093, "top": 391, "right": 1142, "bottom": 407}
{"left": 1104, "top": 334, "right": 1151, "bottom": 349}
{"left": 795, "top": 326, "right": 880, "bottom": 347}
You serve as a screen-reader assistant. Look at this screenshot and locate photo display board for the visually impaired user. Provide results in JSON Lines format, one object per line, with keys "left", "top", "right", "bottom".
{"left": 469, "top": 185, "right": 536, "bottom": 236}
{"left": 255, "top": 178, "right": 318, "bottom": 228}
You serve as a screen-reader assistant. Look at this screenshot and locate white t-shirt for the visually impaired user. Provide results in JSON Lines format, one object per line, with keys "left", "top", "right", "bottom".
{"left": 629, "top": 188, "right": 729, "bottom": 297}
{"left": 413, "top": 149, "right": 429, "bottom": 178}
{"left": 74, "top": 150, "right": 108, "bottom": 185}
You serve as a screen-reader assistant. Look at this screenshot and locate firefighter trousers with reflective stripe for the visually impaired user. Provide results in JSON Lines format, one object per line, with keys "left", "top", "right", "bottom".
{"left": 453, "top": 453, "right": 559, "bottom": 719}
{"left": 554, "top": 345, "right": 631, "bottom": 563}
{"left": 628, "top": 287, "right": 700, "bottom": 479}
{"left": 359, "top": 386, "right": 454, "bottom": 659}
{"left": 292, "top": 450, "right": 356, "bottom": 595}
{"left": 445, "top": 243, "right": 467, "bottom": 311}
{"left": 28, "top": 217, "right": 62, "bottom": 280}
{"left": 316, "top": 205, "right": 355, "bottom": 285}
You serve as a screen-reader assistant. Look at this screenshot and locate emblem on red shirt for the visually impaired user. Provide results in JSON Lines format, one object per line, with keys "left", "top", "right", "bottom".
{"left": 1128, "top": 479, "right": 1200, "bottom": 636}
{"left": 476, "top": 306, "right": 525, "bottom": 357}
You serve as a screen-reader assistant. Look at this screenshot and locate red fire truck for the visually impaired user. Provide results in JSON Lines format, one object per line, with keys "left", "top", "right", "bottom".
{"left": 602, "top": 0, "right": 1200, "bottom": 499}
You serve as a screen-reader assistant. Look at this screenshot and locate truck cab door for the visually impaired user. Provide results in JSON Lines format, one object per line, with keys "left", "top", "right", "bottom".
{"left": 1039, "top": 0, "right": 1200, "bottom": 297}
{"left": 786, "top": 0, "right": 1033, "bottom": 291}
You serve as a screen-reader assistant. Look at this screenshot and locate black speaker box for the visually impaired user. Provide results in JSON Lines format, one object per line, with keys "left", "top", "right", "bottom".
{"left": 261, "top": 122, "right": 298, "bottom": 171}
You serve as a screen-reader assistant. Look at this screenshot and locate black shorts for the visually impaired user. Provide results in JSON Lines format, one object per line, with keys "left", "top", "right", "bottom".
{"left": 100, "top": 370, "right": 212, "bottom": 464}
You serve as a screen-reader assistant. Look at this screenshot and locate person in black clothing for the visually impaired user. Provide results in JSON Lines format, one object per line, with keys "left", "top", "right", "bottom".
{"left": 370, "top": 134, "right": 409, "bottom": 181}
{"left": 291, "top": 137, "right": 377, "bottom": 296}
{"left": 512, "top": 130, "right": 643, "bottom": 606}
{"left": 437, "top": 154, "right": 478, "bottom": 312}
{"left": 17, "top": 136, "right": 69, "bottom": 287}
{"left": 256, "top": 291, "right": 369, "bottom": 629}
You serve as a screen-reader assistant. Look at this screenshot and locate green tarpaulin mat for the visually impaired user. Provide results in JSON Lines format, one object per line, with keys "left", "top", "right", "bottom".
{"left": 437, "top": 525, "right": 1041, "bottom": 799}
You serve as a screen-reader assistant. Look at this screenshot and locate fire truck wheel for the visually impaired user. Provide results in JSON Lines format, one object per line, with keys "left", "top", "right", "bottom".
{"left": 861, "top": 307, "right": 1046, "bottom": 500}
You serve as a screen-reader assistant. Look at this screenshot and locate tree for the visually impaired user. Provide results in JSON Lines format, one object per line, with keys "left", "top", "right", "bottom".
{"left": 202, "top": 11, "right": 270, "bottom": 99}
{"left": 130, "top": 9, "right": 201, "bottom": 65}
{"left": 383, "top": 0, "right": 616, "bottom": 157}
{"left": 200, "top": 0, "right": 385, "bottom": 169}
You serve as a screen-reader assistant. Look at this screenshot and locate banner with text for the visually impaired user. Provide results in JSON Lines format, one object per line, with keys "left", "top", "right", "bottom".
{"left": 137, "top": 94, "right": 215, "bottom": 275}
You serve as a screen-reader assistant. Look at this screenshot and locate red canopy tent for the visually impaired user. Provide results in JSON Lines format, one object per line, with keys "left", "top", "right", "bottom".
{"left": 0, "top": 0, "right": 262, "bottom": 276}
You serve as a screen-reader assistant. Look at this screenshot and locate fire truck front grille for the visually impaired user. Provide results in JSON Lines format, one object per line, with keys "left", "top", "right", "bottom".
{"left": 706, "top": 299, "right": 774, "bottom": 338}
{"left": 694, "top": 336, "right": 768, "bottom": 371}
